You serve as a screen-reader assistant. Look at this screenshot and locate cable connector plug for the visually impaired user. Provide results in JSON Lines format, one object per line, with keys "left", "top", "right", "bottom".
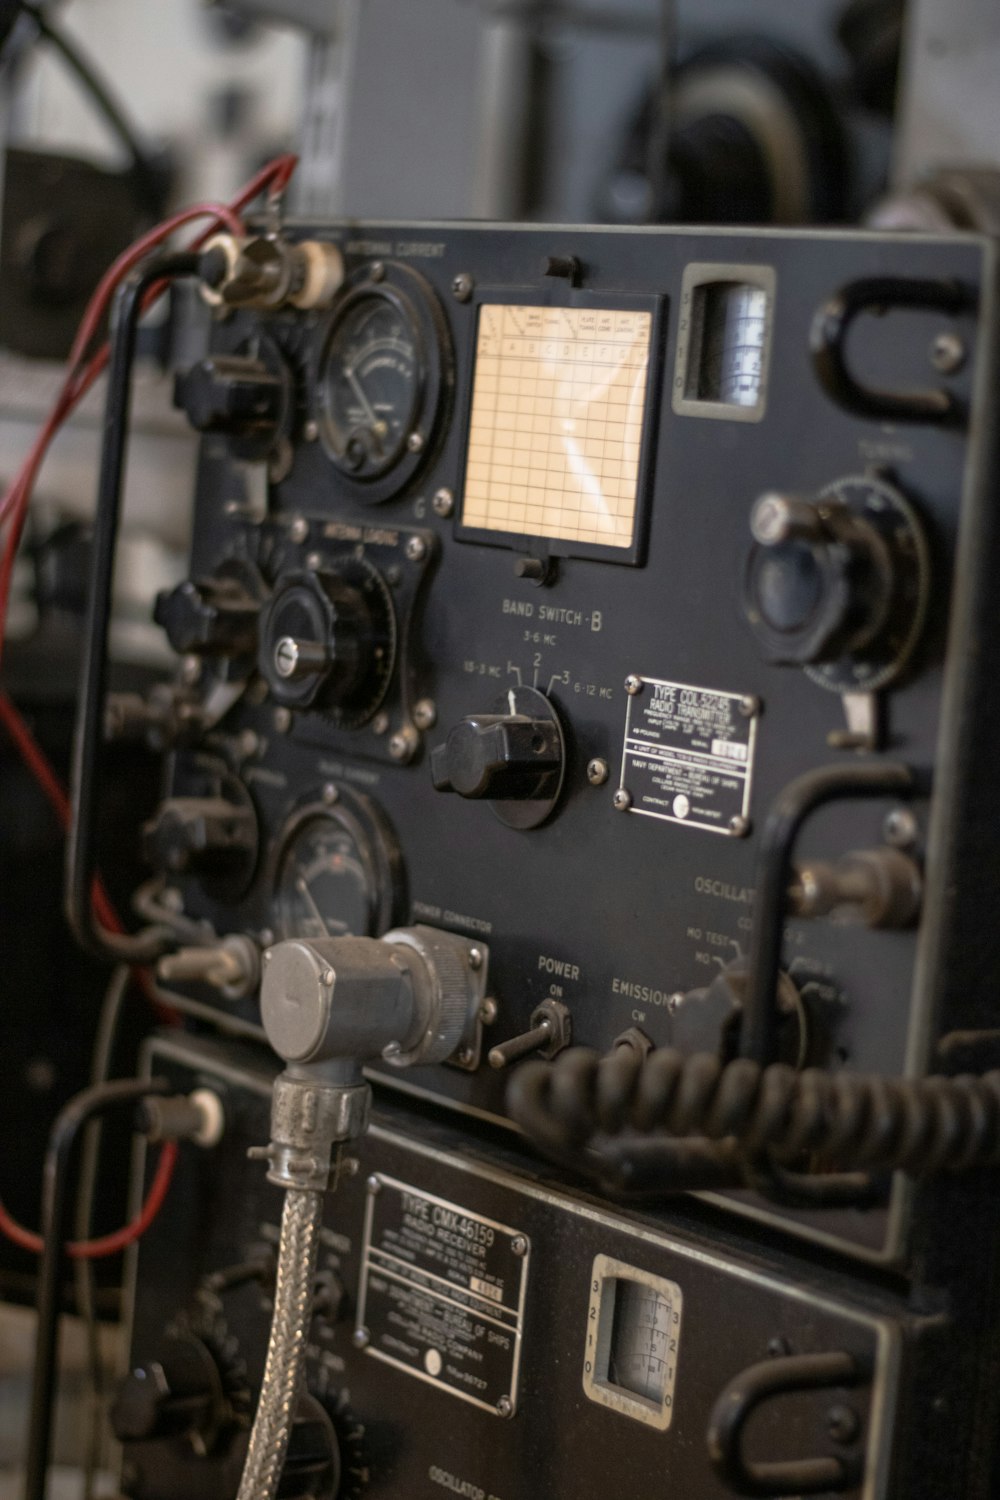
{"left": 199, "top": 233, "right": 344, "bottom": 311}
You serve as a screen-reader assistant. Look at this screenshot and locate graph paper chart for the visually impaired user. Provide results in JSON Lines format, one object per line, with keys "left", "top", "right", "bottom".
{"left": 462, "top": 304, "right": 653, "bottom": 550}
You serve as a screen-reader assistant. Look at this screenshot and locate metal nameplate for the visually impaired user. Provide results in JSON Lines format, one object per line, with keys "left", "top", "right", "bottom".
{"left": 619, "top": 676, "right": 758, "bottom": 835}
{"left": 355, "top": 1175, "right": 530, "bottom": 1416}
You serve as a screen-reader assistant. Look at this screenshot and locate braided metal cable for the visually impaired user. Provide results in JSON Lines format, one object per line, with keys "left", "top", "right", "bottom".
{"left": 508, "top": 1047, "right": 1000, "bottom": 1178}
{"left": 236, "top": 1187, "right": 323, "bottom": 1500}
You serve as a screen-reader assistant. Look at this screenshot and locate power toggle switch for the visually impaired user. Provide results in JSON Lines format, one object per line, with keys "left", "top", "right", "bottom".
{"left": 431, "top": 685, "right": 565, "bottom": 830}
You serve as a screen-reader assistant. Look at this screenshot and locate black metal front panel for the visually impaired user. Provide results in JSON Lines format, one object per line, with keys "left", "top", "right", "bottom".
{"left": 154, "top": 221, "right": 997, "bottom": 1260}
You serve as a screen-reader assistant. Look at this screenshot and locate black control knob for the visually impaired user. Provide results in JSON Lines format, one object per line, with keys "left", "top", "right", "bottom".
{"left": 154, "top": 574, "right": 261, "bottom": 658}
{"left": 278, "top": 1395, "right": 342, "bottom": 1500}
{"left": 111, "top": 1332, "right": 222, "bottom": 1444}
{"left": 742, "top": 477, "right": 929, "bottom": 691}
{"left": 143, "top": 795, "right": 257, "bottom": 880}
{"left": 174, "top": 355, "right": 284, "bottom": 441}
{"left": 259, "top": 570, "right": 374, "bottom": 711}
{"left": 431, "top": 685, "right": 565, "bottom": 830}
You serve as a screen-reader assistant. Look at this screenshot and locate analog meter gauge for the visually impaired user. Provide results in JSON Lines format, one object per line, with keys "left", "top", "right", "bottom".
{"left": 315, "top": 263, "right": 451, "bottom": 502}
{"left": 270, "top": 790, "right": 403, "bottom": 941}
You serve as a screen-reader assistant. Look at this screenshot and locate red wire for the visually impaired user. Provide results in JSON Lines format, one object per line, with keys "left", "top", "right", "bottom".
{"left": 0, "top": 1140, "right": 178, "bottom": 1260}
{"left": 0, "top": 152, "right": 299, "bottom": 656}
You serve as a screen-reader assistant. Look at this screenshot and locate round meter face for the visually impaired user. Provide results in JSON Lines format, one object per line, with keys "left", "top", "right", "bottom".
{"left": 319, "top": 292, "right": 422, "bottom": 481}
{"left": 274, "top": 815, "right": 375, "bottom": 941}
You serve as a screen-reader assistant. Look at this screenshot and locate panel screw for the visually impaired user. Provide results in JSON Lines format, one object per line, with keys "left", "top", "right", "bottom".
{"left": 432, "top": 487, "right": 455, "bottom": 518}
{"left": 306, "top": 551, "right": 322, "bottom": 571}
{"left": 289, "top": 515, "right": 309, "bottom": 543}
{"left": 883, "top": 806, "right": 918, "bottom": 848}
{"left": 405, "top": 534, "right": 427, "bottom": 562}
{"left": 457, "top": 1047, "right": 475, "bottom": 1066}
{"left": 274, "top": 707, "right": 292, "bottom": 733}
{"left": 666, "top": 992, "right": 684, "bottom": 1014}
{"left": 366, "top": 1174, "right": 382, "bottom": 1195}
{"left": 511, "top": 1236, "right": 528, "bottom": 1257}
{"left": 767, "top": 1336, "right": 791, "bottom": 1358}
{"left": 587, "top": 757, "right": 609, "bottom": 786}
{"left": 303, "top": 419, "right": 319, "bottom": 442}
{"left": 263, "top": 949, "right": 273, "bottom": 963}
{"left": 613, "top": 789, "right": 632, "bottom": 811}
{"left": 930, "top": 332, "right": 965, "bottom": 374}
{"left": 382, "top": 1040, "right": 402, "bottom": 1060}
{"left": 413, "top": 697, "right": 437, "bottom": 729}
{"left": 352, "top": 1326, "right": 371, "bottom": 1349}
{"left": 479, "top": 997, "right": 498, "bottom": 1024}
{"left": 259, "top": 928, "right": 275, "bottom": 948}
{"left": 180, "top": 654, "right": 202, "bottom": 686}
{"left": 372, "top": 711, "right": 390, "bottom": 736}
{"left": 407, "top": 431, "right": 424, "bottom": 454}
{"left": 827, "top": 1404, "right": 860, "bottom": 1445}
{"left": 238, "top": 728, "right": 259, "bottom": 758}
{"left": 468, "top": 946, "right": 483, "bottom": 971}
{"left": 452, "top": 272, "right": 474, "bottom": 302}
{"left": 739, "top": 695, "right": 759, "bottom": 717}
{"left": 322, "top": 783, "right": 340, "bottom": 805}
{"left": 624, "top": 674, "right": 643, "bottom": 695}
{"left": 729, "top": 815, "right": 750, "bottom": 837}
{"left": 389, "top": 728, "right": 417, "bottom": 762}
{"left": 370, "top": 261, "right": 385, "bottom": 282}
{"left": 496, "top": 1396, "right": 514, "bottom": 1419}
{"left": 322, "top": 969, "right": 335, "bottom": 986}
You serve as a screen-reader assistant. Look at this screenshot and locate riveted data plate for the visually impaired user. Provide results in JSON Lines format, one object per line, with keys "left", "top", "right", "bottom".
{"left": 619, "top": 677, "right": 758, "bottom": 834}
{"left": 356, "top": 1175, "right": 529, "bottom": 1414}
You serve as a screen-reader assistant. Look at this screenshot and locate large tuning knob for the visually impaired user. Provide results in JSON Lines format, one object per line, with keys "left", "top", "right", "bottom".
{"left": 143, "top": 794, "right": 257, "bottom": 886}
{"left": 742, "top": 474, "right": 929, "bottom": 691}
{"left": 431, "top": 685, "right": 565, "bottom": 830}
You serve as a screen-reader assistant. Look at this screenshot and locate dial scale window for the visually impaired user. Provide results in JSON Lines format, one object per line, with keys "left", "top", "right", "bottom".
{"left": 463, "top": 303, "right": 654, "bottom": 552}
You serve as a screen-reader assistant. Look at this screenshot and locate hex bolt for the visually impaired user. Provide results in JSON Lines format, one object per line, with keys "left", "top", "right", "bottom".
{"left": 826, "top": 1404, "right": 861, "bottom": 1445}
{"left": 930, "top": 331, "right": 965, "bottom": 374}
{"left": 613, "top": 789, "right": 632, "bottom": 812}
{"left": 407, "top": 432, "right": 424, "bottom": 455}
{"left": 405, "top": 534, "right": 427, "bottom": 562}
{"left": 624, "top": 674, "right": 643, "bottom": 695}
{"left": 587, "top": 757, "right": 609, "bottom": 786}
{"left": 366, "top": 1174, "right": 382, "bottom": 1195}
{"left": 511, "top": 1236, "right": 528, "bottom": 1258}
{"left": 432, "top": 488, "right": 455, "bottom": 518}
{"left": 413, "top": 697, "right": 437, "bottom": 730}
{"left": 352, "top": 1327, "right": 371, "bottom": 1349}
{"left": 496, "top": 1396, "right": 514, "bottom": 1419}
{"left": 289, "top": 515, "right": 309, "bottom": 544}
{"left": 452, "top": 272, "right": 474, "bottom": 302}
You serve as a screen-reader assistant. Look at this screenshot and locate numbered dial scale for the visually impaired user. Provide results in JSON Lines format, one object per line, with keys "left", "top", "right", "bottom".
{"left": 270, "top": 789, "right": 404, "bottom": 941}
{"left": 315, "top": 262, "right": 452, "bottom": 502}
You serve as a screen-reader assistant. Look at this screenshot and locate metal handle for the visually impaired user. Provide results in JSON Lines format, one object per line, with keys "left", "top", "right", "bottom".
{"left": 811, "top": 275, "right": 972, "bottom": 424}
{"left": 707, "top": 1350, "right": 865, "bottom": 1497}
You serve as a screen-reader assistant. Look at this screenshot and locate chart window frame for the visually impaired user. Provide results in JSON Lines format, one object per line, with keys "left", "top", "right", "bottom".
{"left": 582, "top": 1253, "right": 683, "bottom": 1430}
{"left": 455, "top": 287, "right": 665, "bottom": 567}
{"left": 672, "top": 261, "right": 776, "bottom": 423}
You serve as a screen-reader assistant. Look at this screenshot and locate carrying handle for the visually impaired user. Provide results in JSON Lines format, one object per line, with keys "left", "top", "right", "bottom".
{"left": 811, "top": 275, "right": 971, "bottom": 424}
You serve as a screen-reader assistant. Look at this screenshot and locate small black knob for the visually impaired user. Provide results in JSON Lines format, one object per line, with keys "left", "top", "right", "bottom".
{"left": 174, "top": 355, "right": 283, "bottom": 440}
{"left": 743, "top": 492, "right": 893, "bottom": 667}
{"left": 278, "top": 1396, "right": 341, "bottom": 1500}
{"left": 154, "top": 575, "right": 260, "bottom": 658}
{"left": 258, "top": 571, "right": 371, "bottom": 710}
{"left": 143, "top": 796, "right": 257, "bottom": 879}
{"left": 110, "top": 1333, "right": 220, "bottom": 1444}
{"left": 432, "top": 714, "right": 562, "bottom": 801}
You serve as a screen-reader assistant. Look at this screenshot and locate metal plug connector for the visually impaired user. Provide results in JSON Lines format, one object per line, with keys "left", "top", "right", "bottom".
{"left": 201, "top": 234, "right": 344, "bottom": 312}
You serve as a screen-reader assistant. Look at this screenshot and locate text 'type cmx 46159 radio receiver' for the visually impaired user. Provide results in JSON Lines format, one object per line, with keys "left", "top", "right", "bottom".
{"left": 66, "top": 214, "right": 1000, "bottom": 1500}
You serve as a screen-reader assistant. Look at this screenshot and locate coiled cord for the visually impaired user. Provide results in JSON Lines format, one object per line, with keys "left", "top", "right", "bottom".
{"left": 507, "top": 1046, "right": 1000, "bottom": 1181}
{"left": 236, "top": 1188, "right": 323, "bottom": 1500}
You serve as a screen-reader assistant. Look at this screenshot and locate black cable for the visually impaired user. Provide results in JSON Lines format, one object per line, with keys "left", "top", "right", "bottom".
{"left": 507, "top": 1045, "right": 1000, "bottom": 1183}
{"left": 21, "top": 3, "right": 166, "bottom": 215}
{"left": 24, "top": 1075, "right": 170, "bottom": 1500}
{"left": 64, "top": 251, "right": 207, "bottom": 965}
